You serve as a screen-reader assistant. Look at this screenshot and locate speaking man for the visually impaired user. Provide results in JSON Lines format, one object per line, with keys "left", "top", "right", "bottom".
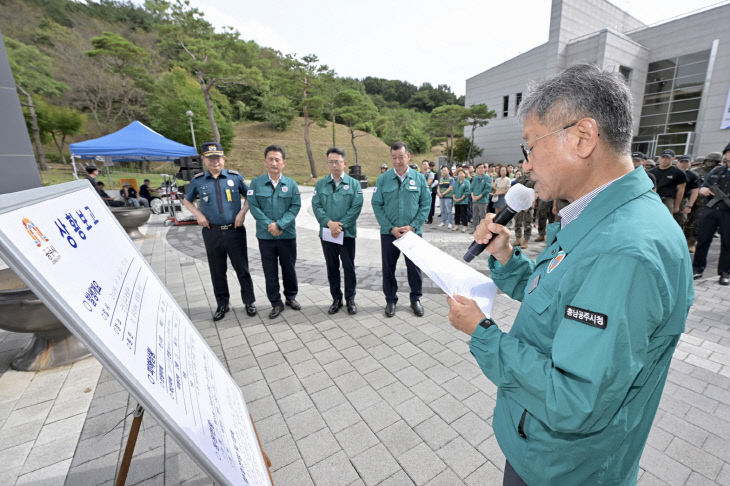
{"left": 447, "top": 64, "right": 694, "bottom": 485}
{"left": 372, "top": 141, "right": 431, "bottom": 317}
{"left": 311, "top": 147, "right": 363, "bottom": 314}
{"left": 183, "top": 142, "right": 257, "bottom": 321}
{"left": 247, "top": 145, "right": 302, "bottom": 319}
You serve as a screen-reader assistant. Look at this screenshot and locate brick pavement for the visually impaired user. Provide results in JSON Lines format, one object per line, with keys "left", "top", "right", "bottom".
{"left": 0, "top": 187, "right": 728, "bottom": 485}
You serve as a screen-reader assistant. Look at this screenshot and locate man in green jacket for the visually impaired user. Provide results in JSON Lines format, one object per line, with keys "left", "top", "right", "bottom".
{"left": 372, "top": 141, "right": 431, "bottom": 318}
{"left": 311, "top": 147, "right": 364, "bottom": 315}
{"left": 247, "top": 145, "right": 302, "bottom": 319}
{"left": 470, "top": 162, "right": 491, "bottom": 228}
{"left": 448, "top": 64, "right": 694, "bottom": 485}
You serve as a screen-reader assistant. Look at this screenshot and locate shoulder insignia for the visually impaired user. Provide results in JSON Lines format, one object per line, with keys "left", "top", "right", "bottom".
{"left": 193, "top": 172, "right": 205, "bottom": 179}
{"left": 228, "top": 169, "right": 240, "bottom": 175}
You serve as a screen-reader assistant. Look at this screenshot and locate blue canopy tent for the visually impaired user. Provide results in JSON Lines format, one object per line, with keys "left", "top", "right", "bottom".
{"left": 69, "top": 121, "right": 197, "bottom": 178}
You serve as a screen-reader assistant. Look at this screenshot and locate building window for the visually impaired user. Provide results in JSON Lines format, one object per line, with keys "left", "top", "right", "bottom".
{"left": 515, "top": 92, "right": 522, "bottom": 114}
{"left": 503, "top": 95, "right": 509, "bottom": 117}
{"left": 633, "top": 49, "right": 710, "bottom": 157}
{"left": 619, "top": 66, "right": 631, "bottom": 83}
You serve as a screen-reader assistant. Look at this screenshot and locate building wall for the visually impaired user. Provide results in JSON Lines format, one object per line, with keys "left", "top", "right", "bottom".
{"left": 0, "top": 31, "right": 41, "bottom": 193}
{"left": 627, "top": 4, "right": 730, "bottom": 156}
{"left": 464, "top": 0, "right": 730, "bottom": 161}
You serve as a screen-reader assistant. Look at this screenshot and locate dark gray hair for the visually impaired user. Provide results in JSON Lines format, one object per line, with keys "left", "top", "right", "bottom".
{"left": 518, "top": 64, "right": 633, "bottom": 155}
{"left": 326, "top": 146, "right": 346, "bottom": 158}
{"left": 264, "top": 145, "right": 286, "bottom": 159}
{"left": 391, "top": 141, "right": 409, "bottom": 153}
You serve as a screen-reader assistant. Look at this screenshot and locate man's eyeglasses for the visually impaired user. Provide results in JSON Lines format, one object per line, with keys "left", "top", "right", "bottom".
{"left": 520, "top": 121, "right": 578, "bottom": 161}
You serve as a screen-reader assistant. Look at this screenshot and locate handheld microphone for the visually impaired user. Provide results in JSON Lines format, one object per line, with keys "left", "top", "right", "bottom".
{"left": 463, "top": 183, "right": 535, "bottom": 262}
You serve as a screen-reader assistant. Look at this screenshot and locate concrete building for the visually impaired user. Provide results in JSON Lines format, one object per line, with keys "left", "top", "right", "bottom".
{"left": 465, "top": 0, "right": 730, "bottom": 162}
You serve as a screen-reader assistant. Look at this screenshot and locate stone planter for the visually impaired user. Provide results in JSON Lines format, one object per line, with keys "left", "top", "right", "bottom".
{"left": 111, "top": 207, "right": 151, "bottom": 239}
{"left": 0, "top": 268, "right": 90, "bottom": 371}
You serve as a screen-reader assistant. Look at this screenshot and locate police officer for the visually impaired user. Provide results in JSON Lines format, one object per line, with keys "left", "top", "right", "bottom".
{"left": 372, "top": 141, "right": 431, "bottom": 317}
{"left": 183, "top": 142, "right": 256, "bottom": 321}
{"left": 692, "top": 148, "right": 730, "bottom": 285}
{"left": 311, "top": 147, "right": 363, "bottom": 315}
{"left": 248, "top": 145, "right": 302, "bottom": 319}
{"left": 649, "top": 149, "right": 687, "bottom": 226}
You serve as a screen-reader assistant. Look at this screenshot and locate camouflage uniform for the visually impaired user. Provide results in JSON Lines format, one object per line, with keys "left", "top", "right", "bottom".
{"left": 688, "top": 153, "right": 724, "bottom": 249}
{"left": 513, "top": 174, "right": 535, "bottom": 246}
{"left": 536, "top": 199, "right": 555, "bottom": 240}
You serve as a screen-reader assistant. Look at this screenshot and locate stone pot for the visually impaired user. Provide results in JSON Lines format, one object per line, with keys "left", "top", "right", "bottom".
{"left": 111, "top": 207, "right": 151, "bottom": 239}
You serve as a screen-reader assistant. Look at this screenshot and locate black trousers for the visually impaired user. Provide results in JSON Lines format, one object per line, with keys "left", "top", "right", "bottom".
{"left": 258, "top": 238, "right": 298, "bottom": 306}
{"left": 428, "top": 191, "right": 437, "bottom": 221}
{"left": 504, "top": 461, "right": 528, "bottom": 486}
{"left": 455, "top": 204, "right": 468, "bottom": 226}
{"left": 380, "top": 233, "right": 422, "bottom": 304}
{"left": 321, "top": 237, "right": 356, "bottom": 301}
{"left": 202, "top": 226, "right": 255, "bottom": 307}
{"left": 693, "top": 207, "right": 730, "bottom": 275}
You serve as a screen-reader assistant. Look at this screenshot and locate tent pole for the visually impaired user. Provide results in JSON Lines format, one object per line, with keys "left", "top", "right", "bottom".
{"left": 71, "top": 155, "right": 78, "bottom": 180}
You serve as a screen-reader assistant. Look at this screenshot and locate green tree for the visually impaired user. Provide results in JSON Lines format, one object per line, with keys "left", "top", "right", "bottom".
{"left": 453, "top": 137, "right": 483, "bottom": 163}
{"left": 36, "top": 101, "right": 85, "bottom": 163}
{"left": 5, "top": 37, "right": 69, "bottom": 170}
{"left": 465, "top": 104, "right": 495, "bottom": 164}
{"left": 430, "top": 104, "right": 468, "bottom": 163}
{"left": 85, "top": 31, "right": 152, "bottom": 124}
{"left": 257, "top": 93, "right": 296, "bottom": 131}
{"left": 335, "top": 89, "right": 378, "bottom": 167}
{"left": 155, "top": 0, "right": 264, "bottom": 143}
{"left": 147, "top": 67, "right": 233, "bottom": 151}
{"left": 276, "top": 54, "right": 328, "bottom": 177}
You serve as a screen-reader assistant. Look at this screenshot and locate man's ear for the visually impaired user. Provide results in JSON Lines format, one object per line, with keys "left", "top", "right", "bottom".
{"left": 574, "top": 117, "right": 599, "bottom": 159}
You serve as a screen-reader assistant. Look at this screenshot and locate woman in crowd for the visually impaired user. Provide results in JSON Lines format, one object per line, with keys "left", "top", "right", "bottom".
{"left": 452, "top": 168, "right": 471, "bottom": 232}
{"left": 437, "top": 165, "right": 454, "bottom": 229}
{"left": 492, "top": 165, "right": 511, "bottom": 214}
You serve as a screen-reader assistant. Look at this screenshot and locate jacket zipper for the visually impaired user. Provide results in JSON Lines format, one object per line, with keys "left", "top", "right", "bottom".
{"left": 518, "top": 409, "right": 527, "bottom": 439}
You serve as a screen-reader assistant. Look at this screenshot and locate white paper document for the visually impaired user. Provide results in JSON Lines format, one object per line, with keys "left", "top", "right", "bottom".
{"left": 322, "top": 227, "right": 344, "bottom": 245}
{"left": 393, "top": 232, "right": 497, "bottom": 317}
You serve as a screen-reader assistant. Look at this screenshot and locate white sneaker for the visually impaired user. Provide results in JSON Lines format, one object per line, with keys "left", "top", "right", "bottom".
{"left": 448, "top": 223, "right": 453, "bottom": 229}
{"left": 438, "top": 222, "right": 445, "bottom": 227}
{"left": 462, "top": 227, "right": 467, "bottom": 233}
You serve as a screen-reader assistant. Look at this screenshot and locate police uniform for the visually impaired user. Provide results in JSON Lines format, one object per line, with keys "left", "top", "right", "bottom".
{"left": 185, "top": 168, "right": 256, "bottom": 311}
{"left": 470, "top": 173, "right": 492, "bottom": 228}
{"left": 247, "top": 173, "right": 301, "bottom": 307}
{"left": 472, "top": 168, "right": 693, "bottom": 485}
{"left": 311, "top": 173, "right": 364, "bottom": 310}
{"left": 692, "top": 161, "right": 730, "bottom": 283}
{"left": 371, "top": 167, "right": 431, "bottom": 311}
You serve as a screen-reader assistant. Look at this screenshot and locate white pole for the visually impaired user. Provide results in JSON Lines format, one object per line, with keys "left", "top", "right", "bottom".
{"left": 71, "top": 155, "right": 78, "bottom": 179}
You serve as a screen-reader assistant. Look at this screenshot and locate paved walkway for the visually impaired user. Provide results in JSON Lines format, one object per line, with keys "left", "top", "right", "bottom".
{"left": 0, "top": 187, "right": 728, "bottom": 486}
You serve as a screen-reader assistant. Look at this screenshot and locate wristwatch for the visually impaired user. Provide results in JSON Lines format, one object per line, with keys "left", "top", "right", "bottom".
{"left": 477, "top": 316, "right": 496, "bottom": 331}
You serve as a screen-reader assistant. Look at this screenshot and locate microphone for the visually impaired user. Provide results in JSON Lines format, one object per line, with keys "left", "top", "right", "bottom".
{"left": 463, "top": 183, "right": 535, "bottom": 262}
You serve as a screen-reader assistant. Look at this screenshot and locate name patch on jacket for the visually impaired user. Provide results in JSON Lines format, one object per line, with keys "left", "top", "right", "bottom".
{"left": 565, "top": 305, "right": 607, "bottom": 329}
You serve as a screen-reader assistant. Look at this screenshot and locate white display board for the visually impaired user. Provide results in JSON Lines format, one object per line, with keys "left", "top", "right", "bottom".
{"left": 0, "top": 180, "right": 271, "bottom": 486}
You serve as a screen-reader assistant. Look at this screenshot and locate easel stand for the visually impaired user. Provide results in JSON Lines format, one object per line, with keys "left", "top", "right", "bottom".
{"left": 113, "top": 405, "right": 274, "bottom": 485}
{"left": 115, "top": 404, "right": 144, "bottom": 486}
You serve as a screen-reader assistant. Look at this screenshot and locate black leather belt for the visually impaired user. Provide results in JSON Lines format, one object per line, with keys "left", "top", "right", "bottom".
{"left": 210, "top": 223, "right": 235, "bottom": 230}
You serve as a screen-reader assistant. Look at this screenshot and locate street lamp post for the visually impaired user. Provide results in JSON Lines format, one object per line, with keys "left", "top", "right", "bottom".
{"left": 185, "top": 110, "right": 197, "bottom": 149}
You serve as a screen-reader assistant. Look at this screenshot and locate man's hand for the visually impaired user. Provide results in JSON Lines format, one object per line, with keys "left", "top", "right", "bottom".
{"left": 234, "top": 211, "right": 246, "bottom": 228}
{"left": 447, "top": 295, "right": 485, "bottom": 335}
{"left": 672, "top": 206, "right": 680, "bottom": 214}
{"left": 699, "top": 187, "right": 714, "bottom": 197}
{"left": 390, "top": 227, "right": 405, "bottom": 238}
{"left": 268, "top": 222, "right": 283, "bottom": 236}
{"left": 196, "top": 213, "right": 210, "bottom": 228}
{"left": 327, "top": 220, "right": 343, "bottom": 237}
{"left": 681, "top": 206, "right": 692, "bottom": 215}
{"left": 474, "top": 213, "right": 512, "bottom": 265}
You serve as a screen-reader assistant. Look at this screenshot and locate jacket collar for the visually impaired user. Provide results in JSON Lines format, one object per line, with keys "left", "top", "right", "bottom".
{"left": 205, "top": 168, "right": 229, "bottom": 179}
{"left": 553, "top": 167, "right": 653, "bottom": 253}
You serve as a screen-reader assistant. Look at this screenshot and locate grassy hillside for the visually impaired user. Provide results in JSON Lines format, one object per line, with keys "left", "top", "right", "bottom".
{"left": 226, "top": 118, "right": 440, "bottom": 185}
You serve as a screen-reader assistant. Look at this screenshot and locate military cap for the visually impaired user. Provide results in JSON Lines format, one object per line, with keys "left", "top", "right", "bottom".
{"left": 200, "top": 141, "right": 224, "bottom": 157}
{"left": 705, "top": 152, "right": 722, "bottom": 162}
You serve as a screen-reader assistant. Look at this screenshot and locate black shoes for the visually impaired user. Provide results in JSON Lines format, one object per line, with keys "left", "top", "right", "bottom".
{"left": 346, "top": 300, "right": 357, "bottom": 315}
{"left": 384, "top": 302, "right": 396, "bottom": 318}
{"left": 410, "top": 300, "right": 424, "bottom": 317}
{"left": 213, "top": 304, "right": 229, "bottom": 321}
{"left": 286, "top": 299, "right": 301, "bottom": 310}
{"left": 246, "top": 303, "right": 257, "bottom": 316}
{"left": 720, "top": 273, "right": 730, "bottom": 286}
{"left": 693, "top": 270, "right": 703, "bottom": 280}
{"left": 269, "top": 304, "right": 284, "bottom": 319}
{"left": 328, "top": 299, "right": 343, "bottom": 315}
